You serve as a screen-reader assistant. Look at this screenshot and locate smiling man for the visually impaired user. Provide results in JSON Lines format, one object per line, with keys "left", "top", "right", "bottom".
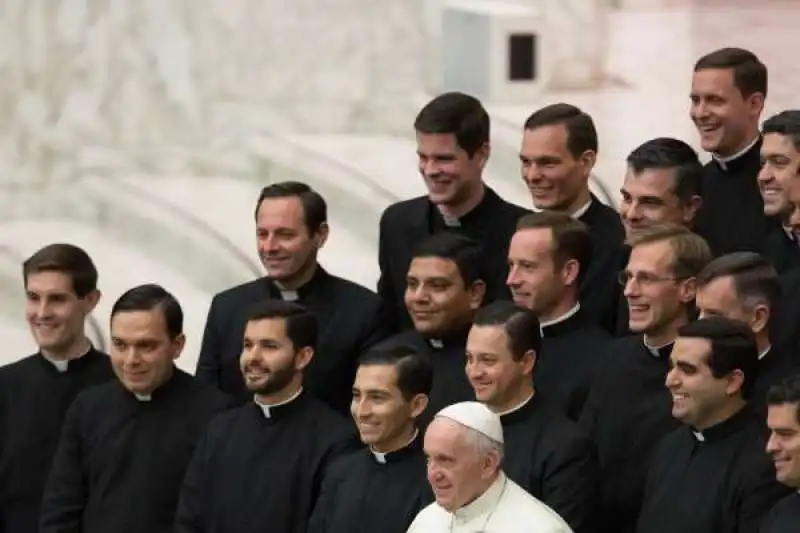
{"left": 690, "top": 47, "right": 769, "bottom": 256}
{"left": 377, "top": 232, "right": 484, "bottom": 429}
{"left": 762, "top": 374, "right": 800, "bottom": 531}
{"left": 579, "top": 224, "right": 712, "bottom": 533}
{"left": 309, "top": 346, "right": 433, "bottom": 533}
{"left": 176, "top": 299, "right": 356, "bottom": 533}
{"left": 40, "top": 284, "right": 234, "bottom": 533}
{"left": 466, "top": 301, "right": 598, "bottom": 533}
{"left": 758, "top": 110, "right": 800, "bottom": 273}
{"left": 0, "top": 244, "right": 114, "bottom": 533}
{"left": 407, "top": 401, "right": 573, "bottom": 533}
{"left": 520, "top": 103, "right": 624, "bottom": 332}
{"left": 636, "top": 317, "right": 789, "bottom": 533}
{"left": 378, "top": 92, "right": 529, "bottom": 331}
{"left": 196, "top": 181, "right": 390, "bottom": 414}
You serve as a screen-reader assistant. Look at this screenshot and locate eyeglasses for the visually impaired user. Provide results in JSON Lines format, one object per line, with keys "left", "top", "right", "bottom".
{"left": 617, "top": 270, "right": 683, "bottom": 287}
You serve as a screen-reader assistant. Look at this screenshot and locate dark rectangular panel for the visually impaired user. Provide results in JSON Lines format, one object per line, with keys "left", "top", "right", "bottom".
{"left": 508, "top": 33, "right": 536, "bottom": 81}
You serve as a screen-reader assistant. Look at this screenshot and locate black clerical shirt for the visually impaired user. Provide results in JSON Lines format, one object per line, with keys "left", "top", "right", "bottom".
{"left": 694, "top": 138, "right": 768, "bottom": 256}
{"left": 0, "top": 348, "right": 113, "bottom": 533}
{"left": 196, "top": 266, "right": 391, "bottom": 414}
{"left": 576, "top": 196, "right": 626, "bottom": 333}
{"left": 636, "top": 407, "right": 790, "bottom": 533}
{"left": 578, "top": 336, "right": 679, "bottom": 533}
{"left": 376, "top": 328, "right": 474, "bottom": 429}
{"left": 377, "top": 187, "right": 529, "bottom": 331}
{"left": 500, "top": 394, "right": 598, "bottom": 533}
{"left": 761, "top": 492, "right": 800, "bottom": 533}
{"left": 536, "top": 306, "right": 611, "bottom": 420}
{"left": 308, "top": 433, "right": 432, "bottom": 533}
{"left": 175, "top": 391, "right": 357, "bottom": 533}
{"left": 39, "top": 368, "right": 234, "bottom": 533}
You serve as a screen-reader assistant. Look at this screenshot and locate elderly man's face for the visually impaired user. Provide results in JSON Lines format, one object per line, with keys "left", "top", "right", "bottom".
{"left": 423, "top": 417, "right": 496, "bottom": 511}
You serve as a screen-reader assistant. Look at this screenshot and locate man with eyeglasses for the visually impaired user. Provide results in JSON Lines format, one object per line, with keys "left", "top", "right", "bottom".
{"left": 579, "top": 224, "right": 713, "bottom": 533}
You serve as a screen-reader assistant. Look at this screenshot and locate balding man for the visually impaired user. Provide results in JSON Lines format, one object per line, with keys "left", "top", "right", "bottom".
{"left": 407, "top": 402, "right": 573, "bottom": 533}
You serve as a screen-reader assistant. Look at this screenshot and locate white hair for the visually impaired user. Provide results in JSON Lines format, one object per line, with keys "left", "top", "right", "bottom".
{"left": 463, "top": 426, "right": 504, "bottom": 463}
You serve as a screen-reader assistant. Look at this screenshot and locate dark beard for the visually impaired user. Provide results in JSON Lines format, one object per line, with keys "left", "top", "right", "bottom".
{"left": 248, "top": 365, "right": 296, "bottom": 396}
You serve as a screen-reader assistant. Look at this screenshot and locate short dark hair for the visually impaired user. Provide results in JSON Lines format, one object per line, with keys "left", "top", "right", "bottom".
{"left": 414, "top": 92, "right": 489, "bottom": 157}
{"left": 245, "top": 299, "right": 317, "bottom": 352}
{"left": 516, "top": 211, "right": 592, "bottom": 285}
{"left": 677, "top": 316, "right": 759, "bottom": 399}
{"left": 762, "top": 110, "right": 800, "bottom": 152}
{"left": 523, "top": 103, "right": 598, "bottom": 159}
{"left": 767, "top": 374, "right": 800, "bottom": 424}
{"left": 696, "top": 252, "right": 780, "bottom": 309}
{"left": 473, "top": 301, "right": 541, "bottom": 362}
{"left": 23, "top": 243, "right": 98, "bottom": 298}
{"left": 411, "top": 232, "right": 482, "bottom": 286}
{"left": 694, "top": 47, "right": 767, "bottom": 98}
{"left": 111, "top": 284, "right": 183, "bottom": 339}
{"left": 254, "top": 181, "right": 327, "bottom": 234}
{"left": 626, "top": 137, "right": 703, "bottom": 201}
{"left": 359, "top": 345, "right": 434, "bottom": 400}
{"left": 627, "top": 223, "right": 713, "bottom": 279}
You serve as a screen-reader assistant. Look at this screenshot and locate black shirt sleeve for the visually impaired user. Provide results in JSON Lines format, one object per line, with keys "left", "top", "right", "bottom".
{"left": 39, "top": 399, "right": 87, "bottom": 533}
{"left": 195, "top": 296, "right": 223, "bottom": 388}
{"left": 541, "top": 434, "right": 599, "bottom": 533}
{"left": 174, "top": 429, "right": 211, "bottom": 533}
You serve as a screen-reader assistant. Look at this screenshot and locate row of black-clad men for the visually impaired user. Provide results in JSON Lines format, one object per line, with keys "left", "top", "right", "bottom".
{"left": 2, "top": 45, "right": 800, "bottom": 533}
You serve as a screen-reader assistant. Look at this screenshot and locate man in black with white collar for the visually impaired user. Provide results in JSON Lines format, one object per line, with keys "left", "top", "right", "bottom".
{"left": 579, "top": 224, "right": 713, "bottom": 533}
{"left": 694, "top": 252, "right": 798, "bottom": 409}
{"left": 309, "top": 345, "right": 433, "bottom": 533}
{"left": 690, "top": 47, "right": 769, "bottom": 256}
{"left": 507, "top": 210, "right": 610, "bottom": 420}
{"left": 636, "top": 317, "right": 789, "bottom": 533}
{"left": 466, "top": 301, "right": 598, "bottom": 533}
{"left": 376, "top": 232, "right": 484, "bottom": 429}
{"left": 176, "top": 300, "right": 356, "bottom": 533}
{"left": 195, "top": 181, "right": 390, "bottom": 414}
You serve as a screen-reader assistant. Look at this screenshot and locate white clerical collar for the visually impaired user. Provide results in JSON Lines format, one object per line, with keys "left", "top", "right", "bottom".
{"left": 712, "top": 136, "right": 759, "bottom": 170}
{"left": 41, "top": 343, "right": 92, "bottom": 373}
{"left": 759, "top": 346, "right": 771, "bottom": 361}
{"left": 532, "top": 199, "right": 592, "bottom": 220}
{"left": 643, "top": 337, "right": 674, "bottom": 358}
{"left": 452, "top": 473, "right": 508, "bottom": 524}
{"left": 370, "top": 429, "right": 419, "bottom": 464}
{"left": 428, "top": 338, "right": 444, "bottom": 349}
{"left": 255, "top": 388, "right": 303, "bottom": 419}
{"left": 135, "top": 393, "right": 152, "bottom": 402}
{"left": 495, "top": 392, "right": 534, "bottom": 417}
{"left": 692, "top": 430, "right": 705, "bottom": 442}
{"left": 539, "top": 303, "right": 581, "bottom": 334}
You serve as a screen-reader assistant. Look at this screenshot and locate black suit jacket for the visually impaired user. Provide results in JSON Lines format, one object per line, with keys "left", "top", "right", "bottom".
{"left": 195, "top": 267, "right": 392, "bottom": 414}
{"left": 377, "top": 187, "right": 529, "bottom": 330}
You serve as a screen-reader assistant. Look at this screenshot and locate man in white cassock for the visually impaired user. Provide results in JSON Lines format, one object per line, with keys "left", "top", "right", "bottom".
{"left": 406, "top": 401, "right": 573, "bottom": 533}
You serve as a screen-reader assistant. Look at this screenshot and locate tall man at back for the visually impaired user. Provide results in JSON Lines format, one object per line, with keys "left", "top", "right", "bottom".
{"left": 691, "top": 47, "right": 769, "bottom": 256}
{"left": 40, "top": 284, "right": 234, "bottom": 533}
{"left": 196, "top": 181, "right": 389, "bottom": 414}
{"left": 0, "top": 244, "right": 114, "bottom": 533}
{"left": 520, "top": 103, "right": 625, "bottom": 332}
{"left": 378, "top": 92, "right": 529, "bottom": 330}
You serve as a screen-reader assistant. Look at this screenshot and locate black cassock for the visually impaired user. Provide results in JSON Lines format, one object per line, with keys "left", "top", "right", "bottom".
{"left": 500, "top": 394, "right": 599, "bottom": 533}
{"left": 175, "top": 392, "right": 357, "bottom": 533}
{"left": 0, "top": 348, "right": 114, "bottom": 533}
{"left": 308, "top": 434, "right": 432, "bottom": 533}
{"left": 636, "top": 407, "right": 790, "bottom": 533}
{"left": 578, "top": 336, "right": 680, "bottom": 533}
{"left": 39, "top": 369, "right": 234, "bottom": 533}
{"left": 760, "top": 492, "right": 800, "bottom": 533}
{"left": 536, "top": 307, "right": 611, "bottom": 421}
